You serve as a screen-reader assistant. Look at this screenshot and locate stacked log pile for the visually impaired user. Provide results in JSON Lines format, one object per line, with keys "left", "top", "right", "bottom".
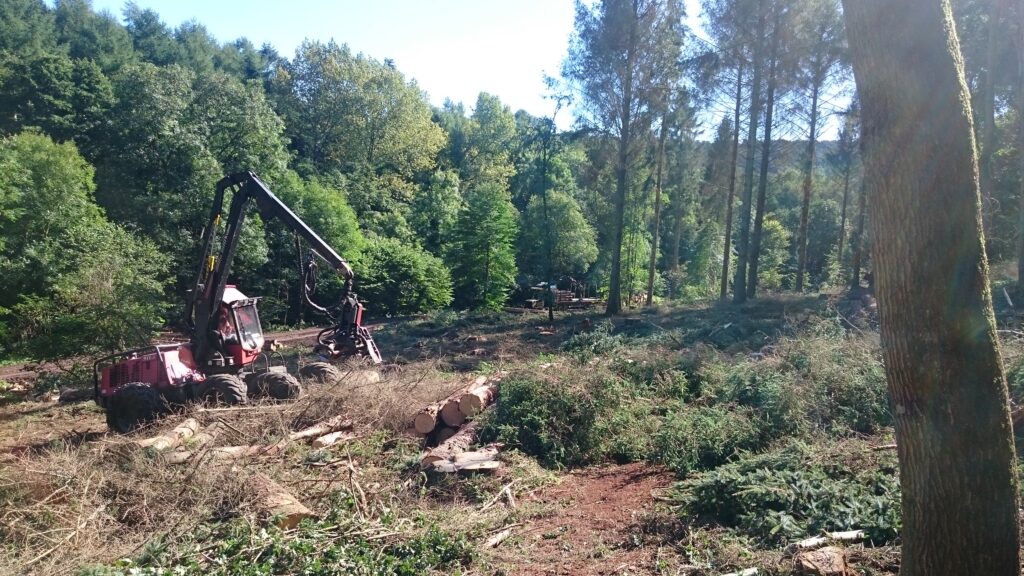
{"left": 413, "top": 374, "right": 503, "bottom": 473}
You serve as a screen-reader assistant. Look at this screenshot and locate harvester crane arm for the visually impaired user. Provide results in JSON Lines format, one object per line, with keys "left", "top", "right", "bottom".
{"left": 188, "top": 171, "right": 380, "bottom": 365}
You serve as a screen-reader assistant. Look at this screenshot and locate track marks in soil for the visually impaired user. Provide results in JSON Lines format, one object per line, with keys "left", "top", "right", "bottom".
{"left": 492, "top": 462, "right": 674, "bottom": 575}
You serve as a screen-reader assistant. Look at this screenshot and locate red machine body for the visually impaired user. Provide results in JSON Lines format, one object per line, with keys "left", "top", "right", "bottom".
{"left": 95, "top": 172, "right": 381, "bottom": 432}
{"left": 95, "top": 286, "right": 263, "bottom": 406}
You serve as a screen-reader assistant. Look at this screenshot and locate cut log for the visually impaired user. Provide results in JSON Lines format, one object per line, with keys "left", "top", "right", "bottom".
{"left": 414, "top": 404, "right": 442, "bottom": 435}
{"left": 431, "top": 448, "right": 501, "bottom": 473}
{"left": 136, "top": 418, "right": 199, "bottom": 452}
{"left": 411, "top": 373, "right": 487, "bottom": 430}
{"left": 440, "top": 397, "right": 466, "bottom": 427}
{"left": 421, "top": 421, "right": 481, "bottom": 467}
{"left": 250, "top": 473, "right": 315, "bottom": 529}
{"left": 434, "top": 426, "right": 458, "bottom": 444}
{"left": 458, "top": 382, "right": 497, "bottom": 417}
{"left": 311, "top": 430, "right": 357, "bottom": 449}
{"left": 288, "top": 415, "right": 353, "bottom": 442}
{"left": 786, "top": 530, "right": 866, "bottom": 554}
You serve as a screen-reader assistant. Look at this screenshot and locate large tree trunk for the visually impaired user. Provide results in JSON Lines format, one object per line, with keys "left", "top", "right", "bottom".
{"left": 746, "top": 12, "right": 781, "bottom": 300}
{"left": 843, "top": 2, "right": 1020, "bottom": 575}
{"left": 796, "top": 62, "right": 822, "bottom": 292}
{"left": 720, "top": 60, "right": 744, "bottom": 301}
{"left": 733, "top": 0, "right": 766, "bottom": 304}
{"left": 646, "top": 111, "right": 669, "bottom": 305}
{"left": 607, "top": 28, "right": 637, "bottom": 316}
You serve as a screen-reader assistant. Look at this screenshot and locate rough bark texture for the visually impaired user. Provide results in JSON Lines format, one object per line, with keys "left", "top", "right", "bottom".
{"left": 288, "top": 415, "right": 353, "bottom": 442}
{"left": 843, "top": 1, "right": 1021, "bottom": 574}
{"left": 720, "top": 60, "right": 744, "bottom": 301}
{"left": 421, "top": 420, "right": 480, "bottom": 466}
{"left": 733, "top": 0, "right": 766, "bottom": 304}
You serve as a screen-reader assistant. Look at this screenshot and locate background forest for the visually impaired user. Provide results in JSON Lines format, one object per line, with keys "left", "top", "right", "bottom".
{"left": 0, "top": 0, "right": 1021, "bottom": 362}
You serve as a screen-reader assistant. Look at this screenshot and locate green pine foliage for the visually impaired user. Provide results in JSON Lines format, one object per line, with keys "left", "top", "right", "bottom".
{"left": 450, "top": 182, "right": 519, "bottom": 310}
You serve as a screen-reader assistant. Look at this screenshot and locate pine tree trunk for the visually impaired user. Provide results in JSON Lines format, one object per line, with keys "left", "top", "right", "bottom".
{"left": 795, "top": 64, "right": 822, "bottom": 292}
{"left": 646, "top": 113, "right": 669, "bottom": 306}
{"left": 733, "top": 0, "right": 766, "bottom": 304}
{"left": 746, "top": 13, "right": 781, "bottom": 300}
{"left": 720, "top": 60, "right": 744, "bottom": 301}
{"left": 607, "top": 24, "right": 637, "bottom": 316}
{"left": 850, "top": 152, "right": 868, "bottom": 290}
{"left": 843, "top": 2, "right": 1020, "bottom": 574}
{"left": 836, "top": 155, "right": 852, "bottom": 276}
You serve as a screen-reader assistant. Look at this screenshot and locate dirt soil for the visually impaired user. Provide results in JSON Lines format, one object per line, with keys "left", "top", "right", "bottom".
{"left": 490, "top": 462, "right": 676, "bottom": 575}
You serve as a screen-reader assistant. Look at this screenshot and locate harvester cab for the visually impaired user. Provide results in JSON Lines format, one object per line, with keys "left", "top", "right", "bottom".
{"left": 95, "top": 171, "right": 381, "bottom": 433}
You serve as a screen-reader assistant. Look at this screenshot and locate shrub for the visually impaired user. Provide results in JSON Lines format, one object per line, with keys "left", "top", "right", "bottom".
{"left": 672, "top": 443, "right": 901, "bottom": 545}
{"left": 652, "top": 406, "right": 763, "bottom": 476}
{"left": 357, "top": 237, "right": 453, "bottom": 316}
{"left": 480, "top": 374, "right": 608, "bottom": 467}
{"left": 0, "top": 132, "right": 169, "bottom": 360}
{"left": 561, "top": 320, "right": 624, "bottom": 362}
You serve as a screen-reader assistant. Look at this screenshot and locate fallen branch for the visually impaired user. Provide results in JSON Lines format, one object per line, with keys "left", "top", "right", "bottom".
{"left": 311, "top": 430, "right": 357, "bottom": 449}
{"left": 785, "top": 530, "right": 866, "bottom": 554}
{"left": 289, "top": 415, "right": 353, "bottom": 442}
{"left": 136, "top": 418, "right": 199, "bottom": 452}
{"left": 483, "top": 527, "right": 514, "bottom": 548}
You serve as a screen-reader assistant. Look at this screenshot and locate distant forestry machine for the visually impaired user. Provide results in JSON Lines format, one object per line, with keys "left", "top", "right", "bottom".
{"left": 94, "top": 172, "right": 381, "bottom": 432}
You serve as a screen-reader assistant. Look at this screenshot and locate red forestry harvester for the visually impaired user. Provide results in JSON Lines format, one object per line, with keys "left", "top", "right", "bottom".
{"left": 94, "top": 172, "right": 381, "bottom": 432}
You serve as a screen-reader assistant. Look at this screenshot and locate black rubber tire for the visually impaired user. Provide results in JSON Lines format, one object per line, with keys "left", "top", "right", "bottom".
{"left": 299, "top": 362, "right": 341, "bottom": 384}
{"left": 257, "top": 372, "right": 302, "bottom": 400}
{"left": 106, "top": 383, "right": 163, "bottom": 433}
{"left": 203, "top": 374, "right": 247, "bottom": 405}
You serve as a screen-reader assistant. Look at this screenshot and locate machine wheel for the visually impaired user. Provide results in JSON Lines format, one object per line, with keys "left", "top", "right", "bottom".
{"left": 203, "top": 374, "right": 247, "bottom": 405}
{"left": 256, "top": 372, "right": 302, "bottom": 400}
{"left": 106, "top": 383, "right": 164, "bottom": 433}
{"left": 299, "top": 362, "right": 341, "bottom": 384}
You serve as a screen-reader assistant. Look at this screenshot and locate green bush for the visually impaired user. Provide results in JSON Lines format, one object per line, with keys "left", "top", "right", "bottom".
{"left": 718, "top": 364, "right": 805, "bottom": 438}
{"left": 561, "top": 320, "right": 624, "bottom": 362}
{"left": 357, "top": 237, "right": 453, "bottom": 316}
{"left": 652, "top": 406, "right": 763, "bottom": 476}
{"left": 0, "top": 132, "right": 169, "bottom": 360}
{"left": 672, "top": 444, "right": 901, "bottom": 545}
{"left": 480, "top": 374, "right": 607, "bottom": 467}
